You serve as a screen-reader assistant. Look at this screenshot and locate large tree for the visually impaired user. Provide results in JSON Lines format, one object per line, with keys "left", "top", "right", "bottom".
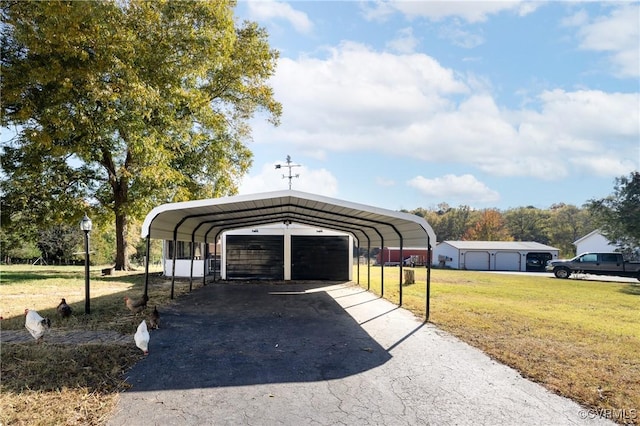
{"left": 547, "top": 203, "right": 594, "bottom": 257}
{"left": 504, "top": 206, "right": 550, "bottom": 244}
{"left": 1, "top": 0, "right": 281, "bottom": 269}
{"left": 417, "top": 203, "right": 473, "bottom": 241}
{"left": 586, "top": 171, "right": 640, "bottom": 257}
{"left": 463, "top": 208, "right": 512, "bottom": 241}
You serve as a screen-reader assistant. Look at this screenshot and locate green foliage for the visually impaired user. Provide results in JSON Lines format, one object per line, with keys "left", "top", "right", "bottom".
{"left": 504, "top": 206, "right": 550, "bottom": 243}
{"left": 37, "top": 224, "right": 81, "bottom": 264}
{"left": 0, "top": 239, "right": 40, "bottom": 262}
{"left": 587, "top": 171, "right": 640, "bottom": 258}
{"left": 421, "top": 203, "right": 473, "bottom": 241}
{"left": 1, "top": 0, "right": 282, "bottom": 269}
{"left": 132, "top": 238, "right": 163, "bottom": 267}
{"left": 409, "top": 202, "right": 594, "bottom": 257}
{"left": 463, "top": 209, "right": 512, "bottom": 241}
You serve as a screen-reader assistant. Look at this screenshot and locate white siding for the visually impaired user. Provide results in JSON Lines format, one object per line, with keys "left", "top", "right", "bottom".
{"left": 164, "top": 259, "right": 205, "bottom": 277}
{"left": 433, "top": 243, "right": 460, "bottom": 269}
{"left": 575, "top": 232, "right": 618, "bottom": 254}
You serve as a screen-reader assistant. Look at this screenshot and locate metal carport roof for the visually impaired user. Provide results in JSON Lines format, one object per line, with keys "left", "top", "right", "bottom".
{"left": 140, "top": 190, "right": 437, "bottom": 321}
{"left": 141, "top": 190, "right": 436, "bottom": 247}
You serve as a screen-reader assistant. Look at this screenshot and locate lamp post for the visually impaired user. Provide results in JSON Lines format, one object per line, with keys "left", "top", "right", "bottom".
{"left": 80, "top": 214, "right": 92, "bottom": 314}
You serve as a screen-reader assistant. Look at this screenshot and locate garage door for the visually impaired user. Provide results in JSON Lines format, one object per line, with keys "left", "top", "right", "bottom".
{"left": 291, "top": 236, "right": 349, "bottom": 280}
{"left": 495, "top": 252, "right": 521, "bottom": 271}
{"left": 464, "top": 251, "right": 490, "bottom": 270}
{"left": 526, "top": 252, "right": 553, "bottom": 272}
{"left": 226, "top": 235, "right": 284, "bottom": 279}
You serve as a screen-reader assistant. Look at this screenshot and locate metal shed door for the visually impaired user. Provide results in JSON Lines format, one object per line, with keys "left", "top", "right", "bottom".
{"left": 495, "top": 252, "right": 521, "bottom": 271}
{"left": 463, "top": 251, "right": 490, "bottom": 270}
{"left": 291, "top": 236, "right": 349, "bottom": 280}
{"left": 226, "top": 235, "right": 284, "bottom": 280}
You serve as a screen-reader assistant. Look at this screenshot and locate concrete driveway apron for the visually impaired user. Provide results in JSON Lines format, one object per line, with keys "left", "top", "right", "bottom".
{"left": 108, "top": 281, "right": 613, "bottom": 426}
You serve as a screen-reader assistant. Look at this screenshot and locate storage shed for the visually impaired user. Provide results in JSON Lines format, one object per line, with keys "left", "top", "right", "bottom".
{"left": 433, "top": 241, "right": 559, "bottom": 272}
{"left": 376, "top": 247, "right": 430, "bottom": 266}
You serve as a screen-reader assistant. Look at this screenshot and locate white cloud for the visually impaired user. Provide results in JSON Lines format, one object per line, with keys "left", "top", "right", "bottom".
{"left": 407, "top": 174, "right": 500, "bottom": 204}
{"left": 246, "top": 0, "right": 313, "bottom": 34}
{"left": 375, "top": 176, "right": 396, "bottom": 187}
{"left": 386, "top": 27, "right": 420, "bottom": 54}
{"left": 571, "top": 4, "right": 640, "bottom": 78}
{"left": 270, "top": 41, "right": 468, "bottom": 137}
{"left": 250, "top": 43, "right": 639, "bottom": 183}
{"left": 366, "top": 0, "right": 539, "bottom": 23}
{"left": 238, "top": 162, "right": 338, "bottom": 196}
{"left": 561, "top": 10, "right": 588, "bottom": 27}
{"left": 438, "top": 23, "right": 485, "bottom": 49}
{"left": 570, "top": 155, "right": 639, "bottom": 178}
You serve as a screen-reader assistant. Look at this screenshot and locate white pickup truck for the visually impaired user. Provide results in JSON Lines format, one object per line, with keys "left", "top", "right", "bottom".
{"left": 546, "top": 252, "right": 640, "bottom": 280}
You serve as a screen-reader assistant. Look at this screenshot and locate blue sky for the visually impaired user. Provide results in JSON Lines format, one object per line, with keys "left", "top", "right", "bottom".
{"left": 235, "top": 1, "right": 640, "bottom": 211}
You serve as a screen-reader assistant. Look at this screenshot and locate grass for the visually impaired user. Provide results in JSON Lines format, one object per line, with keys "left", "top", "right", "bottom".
{"left": 1, "top": 264, "right": 638, "bottom": 425}
{"left": 0, "top": 264, "right": 198, "bottom": 425}
{"left": 355, "top": 266, "right": 640, "bottom": 424}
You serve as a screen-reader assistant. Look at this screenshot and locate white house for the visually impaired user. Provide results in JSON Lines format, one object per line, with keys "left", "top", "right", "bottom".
{"left": 573, "top": 230, "right": 618, "bottom": 255}
{"left": 433, "top": 241, "right": 559, "bottom": 272}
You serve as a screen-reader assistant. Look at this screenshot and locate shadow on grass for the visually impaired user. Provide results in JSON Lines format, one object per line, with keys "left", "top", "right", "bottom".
{"left": 619, "top": 283, "right": 640, "bottom": 296}
{"left": 0, "top": 270, "right": 203, "bottom": 402}
{"left": 95, "top": 270, "right": 163, "bottom": 285}
{"left": 0, "top": 270, "right": 85, "bottom": 283}
{"left": 0, "top": 270, "right": 196, "bottom": 334}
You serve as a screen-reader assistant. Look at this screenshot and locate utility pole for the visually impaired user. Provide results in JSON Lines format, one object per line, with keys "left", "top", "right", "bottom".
{"left": 275, "top": 155, "right": 301, "bottom": 190}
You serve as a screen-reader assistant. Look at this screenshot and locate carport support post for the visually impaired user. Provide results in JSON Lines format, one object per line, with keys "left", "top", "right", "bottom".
{"left": 170, "top": 237, "right": 177, "bottom": 299}
{"left": 425, "top": 240, "right": 432, "bottom": 322}
{"left": 367, "top": 242, "right": 371, "bottom": 290}
{"left": 189, "top": 240, "right": 195, "bottom": 292}
{"left": 202, "top": 241, "right": 208, "bottom": 287}
{"left": 380, "top": 241, "right": 384, "bottom": 297}
{"left": 143, "top": 236, "right": 150, "bottom": 299}
{"left": 214, "top": 242, "right": 218, "bottom": 282}
{"left": 399, "top": 245, "right": 404, "bottom": 306}
{"left": 355, "top": 243, "right": 360, "bottom": 284}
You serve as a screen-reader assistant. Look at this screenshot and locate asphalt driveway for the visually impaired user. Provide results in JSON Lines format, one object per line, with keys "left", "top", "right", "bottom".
{"left": 108, "top": 281, "right": 613, "bottom": 426}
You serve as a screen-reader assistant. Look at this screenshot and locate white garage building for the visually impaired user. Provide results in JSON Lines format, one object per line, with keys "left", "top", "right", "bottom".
{"left": 434, "top": 241, "right": 560, "bottom": 272}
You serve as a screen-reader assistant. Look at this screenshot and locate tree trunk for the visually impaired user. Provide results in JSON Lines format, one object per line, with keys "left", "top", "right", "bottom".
{"left": 113, "top": 177, "right": 132, "bottom": 271}
{"left": 114, "top": 210, "right": 130, "bottom": 270}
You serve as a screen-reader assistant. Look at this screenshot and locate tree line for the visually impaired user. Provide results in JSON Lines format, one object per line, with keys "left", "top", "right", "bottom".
{"left": 1, "top": 2, "right": 638, "bottom": 266}
{"left": 408, "top": 203, "right": 592, "bottom": 258}
{"left": 409, "top": 171, "right": 640, "bottom": 258}
{"left": 3, "top": 171, "right": 638, "bottom": 265}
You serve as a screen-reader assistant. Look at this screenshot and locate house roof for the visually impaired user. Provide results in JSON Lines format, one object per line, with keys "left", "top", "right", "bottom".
{"left": 573, "top": 229, "right": 602, "bottom": 245}
{"left": 438, "top": 241, "right": 559, "bottom": 251}
{"left": 141, "top": 190, "right": 437, "bottom": 248}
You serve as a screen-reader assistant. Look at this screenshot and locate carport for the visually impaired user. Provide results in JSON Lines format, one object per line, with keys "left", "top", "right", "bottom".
{"left": 140, "top": 190, "right": 437, "bottom": 320}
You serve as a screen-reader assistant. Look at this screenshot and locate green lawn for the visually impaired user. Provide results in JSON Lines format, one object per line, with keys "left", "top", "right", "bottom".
{"left": 355, "top": 266, "right": 640, "bottom": 421}
{"left": 0, "top": 264, "right": 184, "bottom": 426}
{"left": 1, "top": 265, "right": 638, "bottom": 425}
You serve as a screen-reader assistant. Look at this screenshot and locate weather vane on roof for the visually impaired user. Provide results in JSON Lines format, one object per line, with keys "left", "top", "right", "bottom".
{"left": 275, "top": 155, "right": 301, "bottom": 190}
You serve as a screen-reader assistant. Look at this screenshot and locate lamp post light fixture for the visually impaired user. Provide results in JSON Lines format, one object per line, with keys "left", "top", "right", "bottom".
{"left": 80, "top": 214, "right": 92, "bottom": 314}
